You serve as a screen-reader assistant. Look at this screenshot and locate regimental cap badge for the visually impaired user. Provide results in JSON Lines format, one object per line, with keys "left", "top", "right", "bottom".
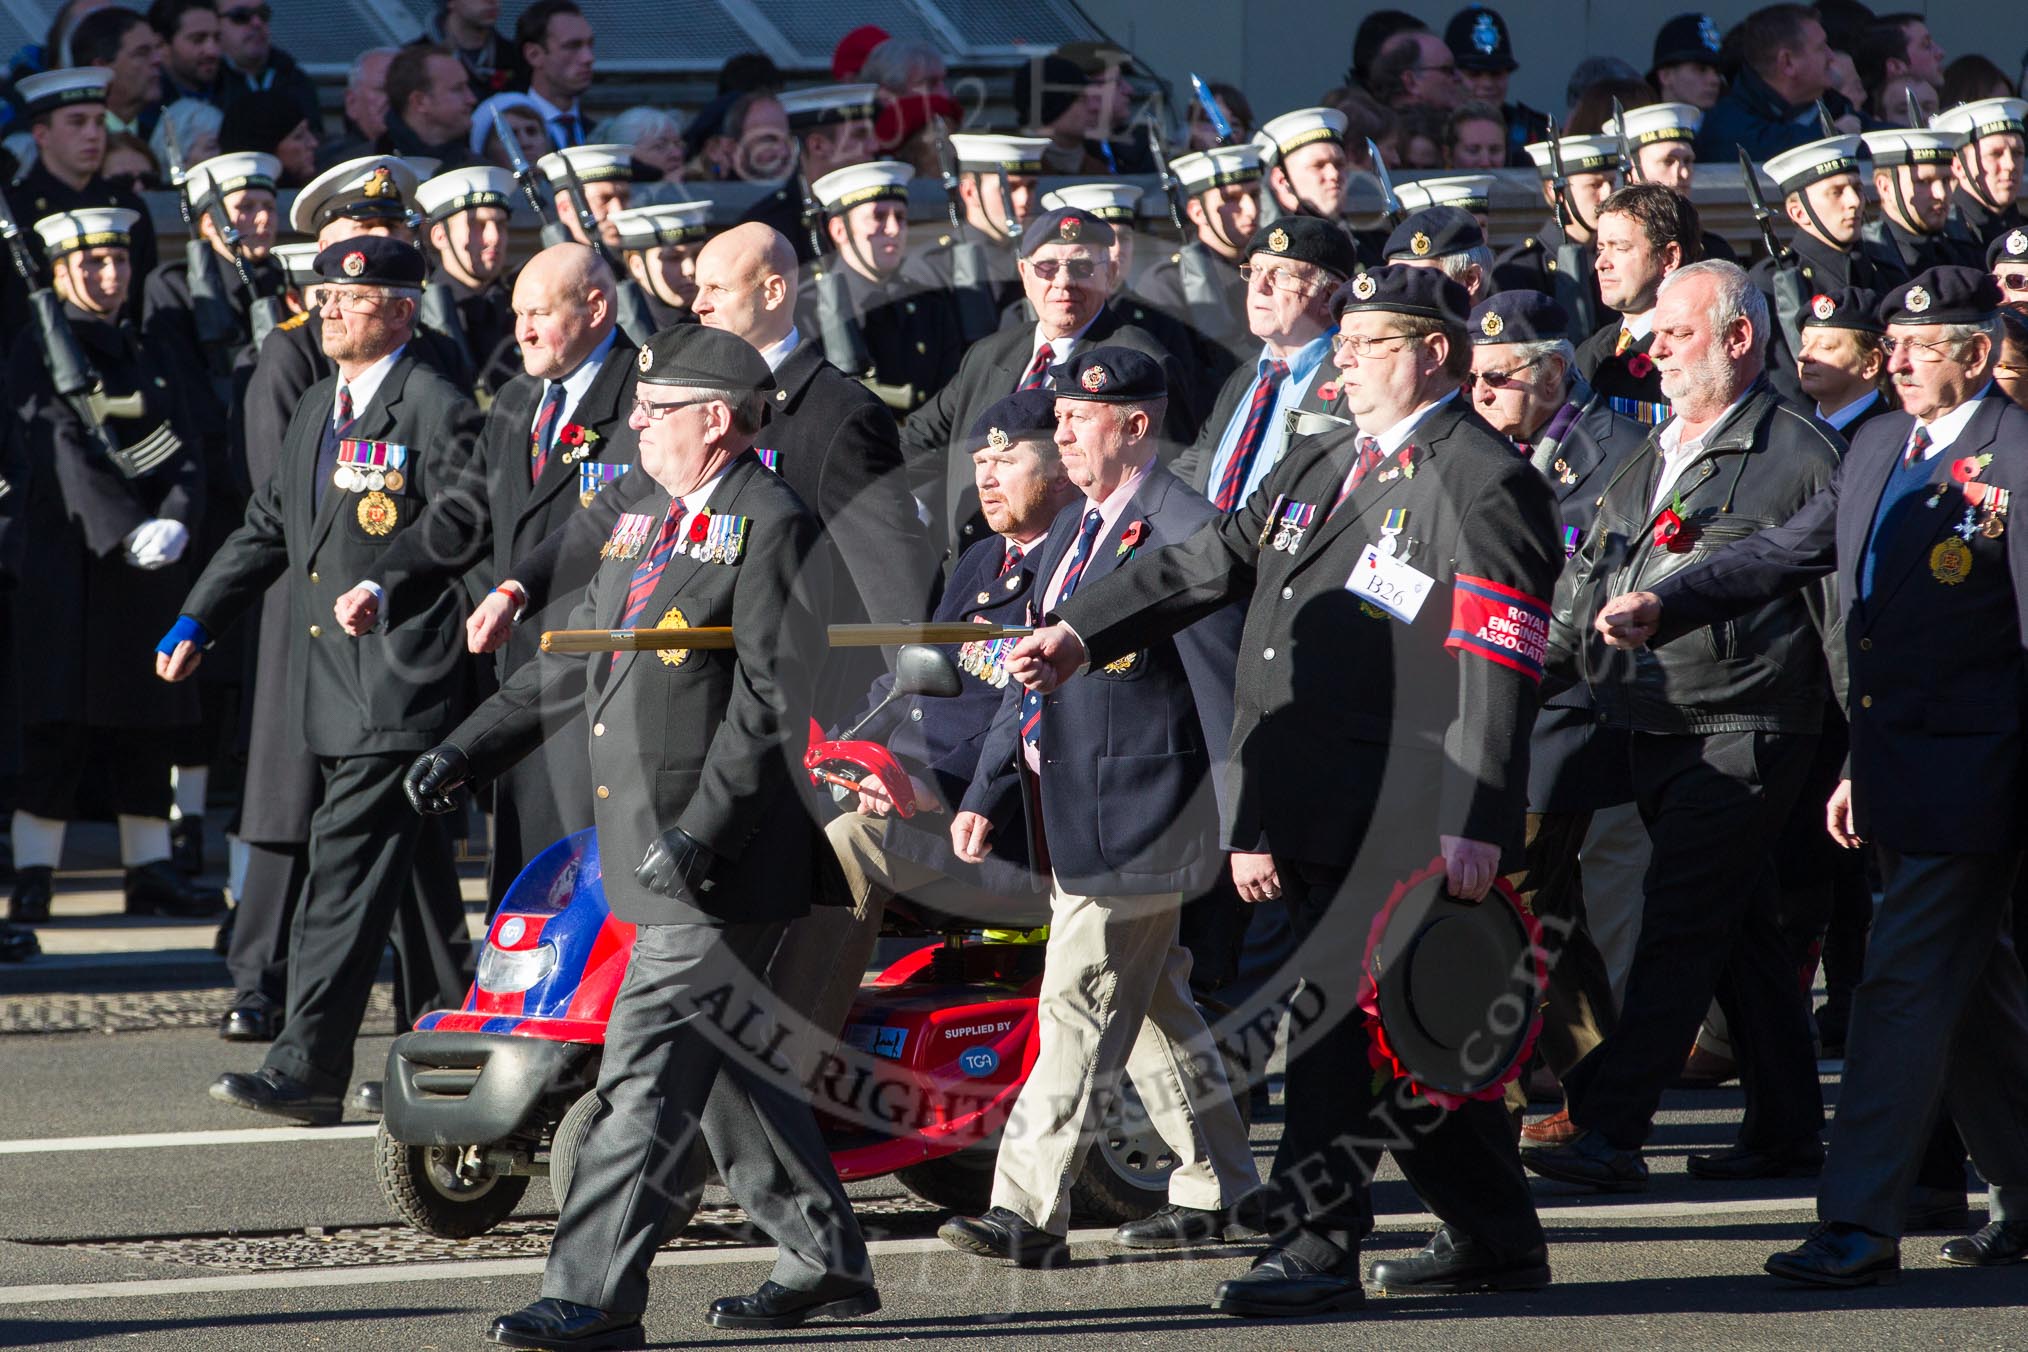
{"left": 987, "top": 426, "right": 1010, "bottom": 450}
{"left": 341, "top": 250, "right": 366, "bottom": 277}
{"left": 1410, "top": 231, "right": 1432, "bottom": 257}
{"left": 1811, "top": 293, "right": 1836, "bottom": 320}
{"left": 362, "top": 165, "right": 395, "bottom": 198}
{"left": 1907, "top": 285, "right": 1931, "bottom": 313}
{"left": 1080, "top": 363, "right": 1108, "bottom": 392}
{"left": 1352, "top": 272, "right": 1377, "bottom": 299}
{"left": 1480, "top": 310, "right": 1504, "bottom": 337}
{"left": 638, "top": 344, "right": 653, "bottom": 372}
{"left": 1059, "top": 214, "right": 1080, "bottom": 241}
{"left": 1267, "top": 226, "right": 1290, "bottom": 253}
{"left": 2010, "top": 229, "right": 2028, "bottom": 257}
{"left": 1472, "top": 11, "right": 1499, "bottom": 54}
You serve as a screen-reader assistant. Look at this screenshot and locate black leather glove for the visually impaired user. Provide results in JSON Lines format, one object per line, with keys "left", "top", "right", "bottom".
{"left": 636, "top": 826, "right": 717, "bottom": 901}
{"left": 403, "top": 744, "right": 470, "bottom": 815}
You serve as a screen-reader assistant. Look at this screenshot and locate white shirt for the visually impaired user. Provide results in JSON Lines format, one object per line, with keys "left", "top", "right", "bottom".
{"left": 526, "top": 89, "right": 584, "bottom": 147}
{"left": 1651, "top": 391, "right": 1751, "bottom": 513}
{"left": 757, "top": 326, "right": 801, "bottom": 371}
{"left": 1817, "top": 388, "right": 1880, "bottom": 433}
{"left": 1324, "top": 389, "right": 1459, "bottom": 508}
{"left": 1025, "top": 315, "right": 1099, "bottom": 386}
{"left": 333, "top": 345, "right": 404, "bottom": 428}
{"left": 1618, "top": 310, "right": 1654, "bottom": 343}
{"left": 1905, "top": 382, "right": 1994, "bottom": 459}
{"left": 534, "top": 327, "right": 618, "bottom": 439}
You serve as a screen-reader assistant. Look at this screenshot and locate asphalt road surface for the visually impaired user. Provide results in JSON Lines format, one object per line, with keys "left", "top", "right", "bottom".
{"left": 4, "top": 984, "right": 2026, "bottom": 1352}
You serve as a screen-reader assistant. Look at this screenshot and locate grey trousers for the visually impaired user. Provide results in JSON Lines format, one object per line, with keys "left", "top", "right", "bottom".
{"left": 1820, "top": 849, "right": 2028, "bottom": 1237}
{"left": 540, "top": 920, "right": 871, "bottom": 1313}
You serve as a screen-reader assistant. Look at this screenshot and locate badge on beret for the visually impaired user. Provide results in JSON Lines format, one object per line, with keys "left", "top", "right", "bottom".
{"left": 1080, "top": 364, "right": 1108, "bottom": 392}
{"left": 1352, "top": 273, "right": 1377, "bottom": 300}
{"left": 357, "top": 490, "right": 397, "bottom": 535}
{"left": 1480, "top": 311, "right": 1504, "bottom": 338}
{"left": 637, "top": 344, "right": 653, "bottom": 373}
{"left": 341, "top": 250, "right": 366, "bottom": 277}
{"left": 987, "top": 426, "right": 1009, "bottom": 450}
{"left": 1267, "top": 227, "right": 1290, "bottom": 253}
{"left": 1410, "top": 231, "right": 1432, "bottom": 257}
{"left": 362, "top": 166, "right": 395, "bottom": 198}
{"left": 1059, "top": 214, "right": 1080, "bottom": 241}
{"left": 1907, "top": 285, "right": 1931, "bottom": 313}
{"left": 1811, "top": 294, "right": 1836, "bottom": 320}
{"left": 2010, "top": 230, "right": 2028, "bottom": 256}
{"left": 654, "top": 605, "right": 691, "bottom": 667}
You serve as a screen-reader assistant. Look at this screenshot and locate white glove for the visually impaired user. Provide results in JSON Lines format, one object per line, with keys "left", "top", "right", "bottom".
{"left": 124, "top": 518, "right": 190, "bottom": 570}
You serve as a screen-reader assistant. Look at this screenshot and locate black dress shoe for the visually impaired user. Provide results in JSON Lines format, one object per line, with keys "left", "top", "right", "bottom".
{"left": 938, "top": 1207, "right": 1068, "bottom": 1267}
{"left": 706, "top": 1277, "right": 881, "bottom": 1329}
{"left": 1940, "top": 1219, "right": 2028, "bottom": 1266}
{"left": 1764, "top": 1223, "right": 1899, "bottom": 1287}
{"left": 1114, "top": 1201, "right": 1263, "bottom": 1249}
{"left": 209, "top": 1067, "right": 342, "bottom": 1126}
{"left": 1521, "top": 1128, "right": 1649, "bottom": 1192}
{"left": 169, "top": 814, "right": 205, "bottom": 876}
{"left": 0, "top": 922, "right": 38, "bottom": 963}
{"left": 487, "top": 1298, "right": 643, "bottom": 1349}
{"left": 1212, "top": 1248, "right": 1366, "bottom": 1318}
{"left": 348, "top": 1080, "right": 383, "bottom": 1116}
{"left": 1368, "top": 1225, "right": 1552, "bottom": 1293}
{"left": 1905, "top": 1186, "right": 1972, "bottom": 1232}
{"left": 7, "top": 866, "right": 52, "bottom": 923}
{"left": 125, "top": 862, "right": 225, "bottom": 918}
{"left": 220, "top": 993, "right": 284, "bottom": 1042}
{"left": 1687, "top": 1138, "right": 1824, "bottom": 1180}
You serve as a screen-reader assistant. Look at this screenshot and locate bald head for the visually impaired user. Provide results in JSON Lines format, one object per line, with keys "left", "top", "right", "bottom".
{"left": 693, "top": 222, "right": 798, "bottom": 350}
{"left": 513, "top": 241, "right": 618, "bottom": 380}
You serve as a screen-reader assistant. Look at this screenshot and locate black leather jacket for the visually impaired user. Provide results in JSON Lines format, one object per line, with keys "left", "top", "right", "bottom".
{"left": 1546, "top": 379, "right": 1845, "bottom": 734}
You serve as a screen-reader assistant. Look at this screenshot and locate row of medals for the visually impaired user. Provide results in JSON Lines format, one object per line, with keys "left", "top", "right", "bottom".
{"left": 335, "top": 464, "right": 404, "bottom": 493}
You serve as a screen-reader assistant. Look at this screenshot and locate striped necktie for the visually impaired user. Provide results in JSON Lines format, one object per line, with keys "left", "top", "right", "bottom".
{"left": 528, "top": 381, "right": 566, "bottom": 485}
{"left": 1903, "top": 424, "right": 1933, "bottom": 466}
{"left": 314, "top": 385, "right": 358, "bottom": 509}
{"left": 1213, "top": 358, "right": 1289, "bottom": 511}
{"left": 608, "top": 499, "right": 686, "bottom": 674}
{"left": 1614, "top": 328, "right": 1635, "bottom": 357}
{"left": 1019, "top": 508, "right": 1104, "bottom": 753}
{"left": 1329, "top": 435, "right": 1385, "bottom": 517}
{"left": 1018, "top": 342, "right": 1055, "bottom": 391}
{"left": 999, "top": 543, "right": 1024, "bottom": 576}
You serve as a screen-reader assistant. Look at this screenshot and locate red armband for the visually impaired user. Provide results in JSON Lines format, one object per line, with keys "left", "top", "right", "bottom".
{"left": 1445, "top": 574, "right": 1550, "bottom": 683}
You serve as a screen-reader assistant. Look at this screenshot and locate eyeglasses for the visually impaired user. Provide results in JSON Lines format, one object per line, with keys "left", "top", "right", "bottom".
{"left": 1412, "top": 61, "right": 1459, "bottom": 76}
{"left": 1237, "top": 263, "right": 1321, "bottom": 295}
{"left": 1329, "top": 331, "right": 1417, "bottom": 359}
{"left": 221, "top": 4, "right": 271, "bottom": 22}
{"left": 1998, "top": 271, "right": 2028, "bottom": 292}
{"left": 631, "top": 396, "right": 716, "bottom": 421}
{"left": 318, "top": 291, "right": 391, "bottom": 315}
{"left": 1469, "top": 357, "right": 1542, "bottom": 389}
{"left": 1880, "top": 334, "right": 1958, "bottom": 362}
{"left": 1026, "top": 258, "right": 1099, "bottom": 282}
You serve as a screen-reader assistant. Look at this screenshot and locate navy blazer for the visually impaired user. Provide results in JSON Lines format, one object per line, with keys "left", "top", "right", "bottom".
{"left": 961, "top": 460, "right": 1244, "bottom": 896}
{"left": 1651, "top": 390, "right": 2028, "bottom": 854}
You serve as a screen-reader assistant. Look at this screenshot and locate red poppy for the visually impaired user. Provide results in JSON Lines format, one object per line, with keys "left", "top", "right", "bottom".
{"left": 557, "top": 423, "right": 586, "bottom": 448}
{"left": 1316, "top": 381, "right": 1340, "bottom": 403}
{"left": 1117, "top": 520, "right": 1146, "bottom": 555}
{"left": 1626, "top": 352, "right": 1654, "bottom": 379}
{"left": 1952, "top": 455, "right": 1985, "bottom": 483}
{"left": 489, "top": 69, "right": 511, "bottom": 93}
{"left": 687, "top": 511, "right": 711, "bottom": 543}
{"left": 1653, "top": 508, "right": 1684, "bottom": 550}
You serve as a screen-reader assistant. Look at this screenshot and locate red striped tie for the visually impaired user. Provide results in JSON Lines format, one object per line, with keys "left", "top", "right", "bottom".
{"left": 528, "top": 382, "right": 565, "bottom": 485}
{"left": 1213, "top": 359, "right": 1289, "bottom": 511}
{"left": 1329, "top": 435, "right": 1385, "bottom": 517}
{"left": 1018, "top": 342, "right": 1055, "bottom": 391}
{"left": 608, "top": 499, "right": 686, "bottom": 674}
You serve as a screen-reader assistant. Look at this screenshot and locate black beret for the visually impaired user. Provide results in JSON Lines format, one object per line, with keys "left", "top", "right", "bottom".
{"left": 1880, "top": 266, "right": 2003, "bottom": 326}
{"left": 1802, "top": 287, "right": 1884, "bottom": 334}
{"left": 1331, "top": 264, "right": 1470, "bottom": 326}
{"left": 1988, "top": 227, "right": 2028, "bottom": 269}
{"left": 1244, "top": 215, "right": 1360, "bottom": 281}
{"left": 1469, "top": 290, "right": 1569, "bottom": 344}
{"left": 1384, "top": 206, "right": 1485, "bottom": 262}
{"left": 1446, "top": 6, "right": 1516, "bottom": 74}
{"left": 1019, "top": 206, "right": 1115, "bottom": 257}
{"left": 313, "top": 236, "right": 426, "bottom": 287}
{"left": 1651, "top": 12, "right": 1723, "bottom": 72}
{"left": 1048, "top": 345, "right": 1167, "bottom": 403}
{"left": 968, "top": 390, "right": 1059, "bottom": 449}
{"left": 634, "top": 323, "right": 777, "bottom": 394}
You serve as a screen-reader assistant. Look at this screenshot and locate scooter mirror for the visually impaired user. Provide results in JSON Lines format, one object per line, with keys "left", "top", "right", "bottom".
{"left": 890, "top": 643, "right": 963, "bottom": 699}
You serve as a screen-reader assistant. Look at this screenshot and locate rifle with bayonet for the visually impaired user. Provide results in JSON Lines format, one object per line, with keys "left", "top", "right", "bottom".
{"left": 1740, "top": 147, "right": 1808, "bottom": 356}
{"left": 929, "top": 114, "right": 1001, "bottom": 345}
{"left": 1612, "top": 97, "right": 1639, "bottom": 182}
{"left": 1366, "top": 137, "right": 1403, "bottom": 228}
{"left": 493, "top": 105, "right": 572, "bottom": 248}
{"left": 1189, "top": 73, "right": 1233, "bottom": 144}
{"left": 539, "top": 134, "right": 656, "bottom": 343}
{"left": 1147, "top": 98, "right": 1240, "bottom": 346}
{"left": 160, "top": 119, "right": 240, "bottom": 392}
{"left": 1541, "top": 118, "right": 1599, "bottom": 337}
{"left": 0, "top": 185, "right": 174, "bottom": 479}
{"left": 799, "top": 168, "right": 876, "bottom": 382}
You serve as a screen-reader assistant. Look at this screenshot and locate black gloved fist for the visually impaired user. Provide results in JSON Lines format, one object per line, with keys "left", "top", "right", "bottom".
{"left": 636, "top": 826, "right": 717, "bottom": 901}
{"left": 403, "top": 744, "right": 470, "bottom": 815}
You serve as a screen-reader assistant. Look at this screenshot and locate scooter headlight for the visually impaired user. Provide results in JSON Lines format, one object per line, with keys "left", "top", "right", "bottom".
{"left": 477, "top": 939, "right": 560, "bottom": 994}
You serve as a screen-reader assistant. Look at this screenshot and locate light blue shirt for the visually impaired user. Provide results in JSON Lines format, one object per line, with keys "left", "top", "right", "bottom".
{"left": 1203, "top": 331, "right": 1334, "bottom": 505}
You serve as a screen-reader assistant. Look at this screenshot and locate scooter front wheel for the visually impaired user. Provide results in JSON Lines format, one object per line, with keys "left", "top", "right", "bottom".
{"left": 373, "top": 1122, "right": 530, "bottom": 1238}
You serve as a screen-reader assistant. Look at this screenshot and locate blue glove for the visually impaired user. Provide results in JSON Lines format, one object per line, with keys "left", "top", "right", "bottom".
{"left": 154, "top": 616, "right": 210, "bottom": 656}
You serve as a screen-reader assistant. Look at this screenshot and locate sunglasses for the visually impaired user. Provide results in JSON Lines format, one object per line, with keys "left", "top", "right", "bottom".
{"left": 1026, "top": 258, "right": 1099, "bottom": 282}
{"left": 1468, "top": 357, "right": 1542, "bottom": 389}
{"left": 1998, "top": 271, "right": 2028, "bottom": 292}
{"left": 221, "top": 4, "right": 271, "bottom": 22}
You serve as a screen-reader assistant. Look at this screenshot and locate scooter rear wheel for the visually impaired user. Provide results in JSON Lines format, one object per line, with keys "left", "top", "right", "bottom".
{"left": 550, "top": 1089, "right": 709, "bottom": 1243}
{"left": 1066, "top": 1050, "right": 1257, "bottom": 1224}
{"left": 373, "top": 1122, "right": 530, "bottom": 1238}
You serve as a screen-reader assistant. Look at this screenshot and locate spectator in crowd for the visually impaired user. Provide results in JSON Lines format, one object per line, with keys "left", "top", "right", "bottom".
{"left": 1347, "top": 9, "right": 1425, "bottom": 88}
{"left": 1447, "top": 4, "right": 1547, "bottom": 162}
{"left": 213, "top": 1, "right": 321, "bottom": 135}
{"left": 859, "top": 37, "right": 947, "bottom": 102}
{"left": 1370, "top": 28, "right": 1463, "bottom": 113}
{"left": 1058, "top": 39, "right": 1151, "bottom": 173}
{"left": 516, "top": 0, "right": 594, "bottom": 149}
{"left": 1826, "top": 48, "right": 1867, "bottom": 116}
{"left": 1322, "top": 86, "right": 1394, "bottom": 171}
{"left": 378, "top": 42, "right": 477, "bottom": 166}
{"left": 1856, "top": 13, "right": 1948, "bottom": 97}
{"left": 1396, "top": 106, "right": 1446, "bottom": 168}
{"left": 1014, "top": 53, "right": 1100, "bottom": 176}
{"left": 147, "top": 0, "right": 220, "bottom": 105}
{"left": 315, "top": 47, "right": 396, "bottom": 169}
{"left": 101, "top": 129, "right": 159, "bottom": 192}
{"left": 74, "top": 7, "right": 162, "bottom": 139}
{"left": 697, "top": 89, "right": 789, "bottom": 183}
{"left": 1648, "top": 12, "right": 1728, "bottom": 110}
{"left": 830, "top": 23, "right": 888, "bottom": 82}
{"left": 1185, "top": 79, "right": 1252, "bottom": 150}
{"left": 861, "top": 37, "right": 958, "bottom": 160}
{"left": 219, "top": 88, "right": 315, "bottom": 186}
{"left": 1941, "top": 55, "right": 2019, "bottom": 107}
{"left": 1872, "top": 75, "right": 1939, "bottom": 126}
{"left": 592, "top": 107, "right": 685, "bottom": 182}
{"left": 1447, "top": 99, "right": 1508, "bottom": 169}
{"left": 149, "top": 94, "right": 220, "bottom": 168}
{"left": 8, "top": 0, "right": 113, "bottom": 84}
{"left": 716, "top": 50, "right": 782, "bottom": 96}
{"left": 1696, "top": 4, "right": 1839, "bottom": 162}
{"left": 1567, "top": 78, "right": 1656, "bottom": 135}
{"left": 471, "top": 90, "right": 544, "bottom": 171}
{"left": 1566, "top": 55, "right": 1644, "bottom": 116}
{"left": 419, "top": 0, "right": 512, "bottom": 99}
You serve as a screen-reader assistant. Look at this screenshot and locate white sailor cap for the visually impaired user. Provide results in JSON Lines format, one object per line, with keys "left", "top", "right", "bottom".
{"left": 778, "top": 83, "right": 880, "bottom": 132}
{"left": 1394, "top": 174, "right": 1496, "bottom": 213}
{"left": 536, "top": 143, "right": 633, "bottom": 187}
{"left": 1258, "top": 107, "right": 1348, "bottom": 160}
{"left": 1523, "top": 134, "right": 1621, "bottom": 178}
{"left": 1602, "top": 101, "right": 1702, "bottom": 146}
{"left": 1041, "top": 182, "right": 1144, "bottom": 221}
{"left": 1862, "top": 127, "right": 1961, "bottom": 166}
{"left": 33, "top": 206, "right": 139, "bottom": 256}
{"left": 812, "top": 160, "right": 914, "bottom": 210}
{"left": 608, "top": 201, "right": 713, "bottom": 250}
{"left": 1763, "top": 135, "right": 1864, "bottom": 194}
{"left": 946, "top": 133, "right": 1050, "bottom": 174}
{"left": 271, "top": 240, "right": 321, "bottom": 283}
{"left": 186, "top": 151, "right": 280, "bottom": 201}
{"left": 290, "top": 154, "right": 421, "bottom": 234}
{"left": 1931, "top": 97, "right": 2028, "bottom": 144}
{"left": 17, "top": 67, "right": 109, "bottom": 118}
{"left": 1170, "top": 144, "right": 1263, "bottom": 193}
{"left": 414, "top": 165, "right": 516, "bottom": 223}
